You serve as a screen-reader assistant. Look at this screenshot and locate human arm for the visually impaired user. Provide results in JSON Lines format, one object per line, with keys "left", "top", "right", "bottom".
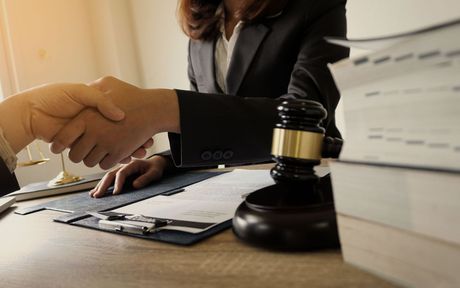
{"left": 0, "top": 141, "right": 19, "bottom": 195}
{"left": 169, "top": 0, "right": 349, "bottom": 167}
{"left": 50, "top": 77, "right": 180, "bottom": 170}
{"left": 287, "top": 0, "right": 348, "bottom": 137}
{"left": 51, "top": 0, "right": 348, "bottom": 171}
{"left": 0, "top": 83, "right": 125, "bottom": 155}
{"left": 0, "top": 83, "right": 127, "bottom": 195}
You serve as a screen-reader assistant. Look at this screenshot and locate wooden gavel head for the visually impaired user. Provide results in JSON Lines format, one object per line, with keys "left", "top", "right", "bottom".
{"left": 270, "top": 100, "right": 326, "bottom": 184}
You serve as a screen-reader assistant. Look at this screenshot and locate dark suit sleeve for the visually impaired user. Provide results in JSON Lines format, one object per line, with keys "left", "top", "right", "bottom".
{"left": 154, "top": 41, "right": 199, "bottom": 168}
{"left": 169, "top": 0, "right": 348, "bottom": 167}
{"left": 168, "top": 92, "right": 280, "bottom": 167}
{"left": 0, "top": 159, "right": 19, "bottom": 196}
{"left": 288, "top": 0, "right": 348, "bottom": 137}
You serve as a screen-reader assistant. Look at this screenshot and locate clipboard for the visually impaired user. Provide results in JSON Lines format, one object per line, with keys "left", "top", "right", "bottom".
{"left": 72, "top": 215, "right": 232, "bottom": 246}
{"left": 16, "top": 171, "right": 230, "bottom": 245}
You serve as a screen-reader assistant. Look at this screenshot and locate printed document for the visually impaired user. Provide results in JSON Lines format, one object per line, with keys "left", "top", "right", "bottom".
{"left": 112, "top": 169, "right": 275, "bottom": 232}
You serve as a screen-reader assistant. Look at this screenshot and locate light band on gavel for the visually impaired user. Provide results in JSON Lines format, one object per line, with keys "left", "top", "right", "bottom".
{"left": 269, "top": 100, "right": 328, "bottom": 184}
{"left": 271, "top": 129, "right": 323, "bottom": 160}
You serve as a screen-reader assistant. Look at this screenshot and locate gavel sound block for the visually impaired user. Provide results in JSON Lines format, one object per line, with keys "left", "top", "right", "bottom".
{"left": 233, "top": 100, "right": 343, "bottom": 251}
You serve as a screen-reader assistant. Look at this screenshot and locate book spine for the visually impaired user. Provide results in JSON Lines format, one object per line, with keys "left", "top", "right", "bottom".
{"left": 338, "top": 215, "right": 460, "bottom": 288}
{"left": 330, "top": 161, "right": 460, "bottom": 245}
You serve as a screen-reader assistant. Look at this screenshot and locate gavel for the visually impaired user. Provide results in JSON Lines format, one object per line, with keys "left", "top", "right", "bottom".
{"left": 233, "top": 99, "right": 342, "bottom": 251}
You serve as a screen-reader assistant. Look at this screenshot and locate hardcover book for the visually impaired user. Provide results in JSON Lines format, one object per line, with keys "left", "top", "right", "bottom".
{"left": 7, "top": 172, "right": 105, "bottom": 201}
{"left": 0, "top": 196, "right": 15, "bottom": 214}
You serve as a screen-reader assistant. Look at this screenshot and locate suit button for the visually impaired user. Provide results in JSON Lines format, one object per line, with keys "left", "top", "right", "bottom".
{"left": 223, "top": 150, "right": 234, "bottom": 160}
{"left": 213, "top": 151, "right": 223, "bottom": 160}
{"left": 201, "top": 151, "right": 212, "bottom": 161}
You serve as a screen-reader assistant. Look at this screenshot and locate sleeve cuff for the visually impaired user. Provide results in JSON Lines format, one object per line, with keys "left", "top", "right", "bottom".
{"left": 0, "top": 127, "right": 18, "bottom": 172}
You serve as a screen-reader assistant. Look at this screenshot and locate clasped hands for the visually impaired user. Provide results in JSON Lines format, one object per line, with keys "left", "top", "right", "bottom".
{"left": 19, "top": 76, "right": 179, "bottom": 170}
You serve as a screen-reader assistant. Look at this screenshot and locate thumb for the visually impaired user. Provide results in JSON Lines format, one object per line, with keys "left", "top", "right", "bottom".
{"left": 67, "top": 84, "right": 125, "bottom": 121}
{"left": 95, "top": 96, "right": 125, "bottom": 121}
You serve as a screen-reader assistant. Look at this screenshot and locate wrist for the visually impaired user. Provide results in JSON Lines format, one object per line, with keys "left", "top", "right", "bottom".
{"left": 0, "top": 94, "right": 34, "bottom": 153}
{"left": 144, "top": 89, "right": 180, "bottom": 134}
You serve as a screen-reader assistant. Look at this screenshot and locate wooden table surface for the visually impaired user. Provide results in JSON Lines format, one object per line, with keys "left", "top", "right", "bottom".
{"left": 0, "top": 168, "right": 397, "bottom": 288}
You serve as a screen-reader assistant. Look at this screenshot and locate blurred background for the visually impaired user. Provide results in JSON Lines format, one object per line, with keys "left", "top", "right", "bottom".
{"left": 0, "top": 0, "right": 458, "bottom": 186}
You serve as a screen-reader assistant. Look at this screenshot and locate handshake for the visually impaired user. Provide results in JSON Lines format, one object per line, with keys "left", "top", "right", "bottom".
{"left": 0, "top": 76, "right": 180, "bottom": 170}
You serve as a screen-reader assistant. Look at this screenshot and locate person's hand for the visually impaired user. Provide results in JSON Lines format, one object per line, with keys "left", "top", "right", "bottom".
{"left": 50, "top": 76, "right": 180, "bottom": 170}
{"left": 0, "top": 83, "right": 125, "bottom": 154}
{"left": 89, "top": 155, "right": 170, "bottom": 198}
{"left": 118, "top": 138, "right": 155, "bottom": 165}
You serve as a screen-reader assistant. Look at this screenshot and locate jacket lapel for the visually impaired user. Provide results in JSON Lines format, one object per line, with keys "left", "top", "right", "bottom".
{"left": 196, "top": 39, "right": 222, "bottom": 93}
{"left": 226, "top": 23, "right": 270, "bottom": 95}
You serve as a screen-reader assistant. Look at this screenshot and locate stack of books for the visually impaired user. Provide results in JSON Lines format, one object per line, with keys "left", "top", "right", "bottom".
{"left": 327, "top": 19, "right": 460, "bottom": 288}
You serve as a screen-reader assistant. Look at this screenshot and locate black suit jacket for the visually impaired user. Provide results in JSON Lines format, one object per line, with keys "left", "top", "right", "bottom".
{"left": 169, "top": 0, "right": 349, "bottom": 167}
{"left": 0, "top": 159, "right": 19, "bottom": 196}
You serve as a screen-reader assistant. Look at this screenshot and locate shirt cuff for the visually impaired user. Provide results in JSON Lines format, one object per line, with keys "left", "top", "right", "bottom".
{"left": 0, "top": 127, "right": 18, "bottom": 172}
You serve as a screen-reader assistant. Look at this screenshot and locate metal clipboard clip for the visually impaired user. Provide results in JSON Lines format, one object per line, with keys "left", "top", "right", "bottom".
{"left": 87, "top": 211, "right": 172, "bottom": 235}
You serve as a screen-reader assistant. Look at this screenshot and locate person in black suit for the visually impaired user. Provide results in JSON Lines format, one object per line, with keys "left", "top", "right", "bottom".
{"left": 51, "top": 0, "right": 349, "bottom": 197}
{"left": 0, "top": 84, "right": 150, "bottom": 196}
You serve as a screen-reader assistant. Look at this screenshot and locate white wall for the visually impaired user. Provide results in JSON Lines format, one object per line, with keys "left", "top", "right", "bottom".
{"left": 129, "top": 0, "right": 189, "bottom": 153}
{"left": 130, "top": 0, "right": 189, "bottom": 89}
{"left": 0, "top": 0, "right": 100, "bottom": 89}
{"left": 88, "top": 0, "right": 142, "bottom": 86}
{"left": 0, "top": 0, "right": 104, "bottom": 186}
{"left": 0, "top": 0, "right": 143, "bottom": 186}
{"left": 347, "top": 0, "right": 460, "bottom": 39}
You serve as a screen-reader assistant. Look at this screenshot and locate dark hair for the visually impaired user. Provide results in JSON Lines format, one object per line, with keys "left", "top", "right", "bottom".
{"left": 177, "top": 0, "right": 273, "bottom": 40}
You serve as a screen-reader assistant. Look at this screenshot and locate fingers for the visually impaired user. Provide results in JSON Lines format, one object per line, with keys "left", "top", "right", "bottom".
{"left": 66, "top": 84, "right": 125, "bottom": 121}
{"left": 50, "top": 116, "right": 87, "bottom": 154}
{"left": 131, "top": 147, "right": 147, "bottom": 159}
{"left": 143, "top": 138, "right": 154, "bottom": 149}
{"left": 126, "top": 139, "right": 153, "bottom": 160}
{"left": 133, "top": 166, "right": 163, "bottom": 189}
{"left": 99, "top": 153, "right": 125, "bottom": 170}
{"left": 119, "top": 157, "right": 132, "bottom": 164}
{"left": 113, "top": 163, "right": 144, "bottom": 195}
{"left": 84, "top": 143, "right": 144, "bottom": 168}
{"left": 90, "top": 158, "right": 164, "bottom": 198}
{"left": 83, "top": 145, "right": 108, "bottom": 168}
{"left": 68, "top": 134, "right": 96, "bottom": 164}
{"left": 97, "top": 147, "right": 145, "bottom": 170}
{"left": 90, "top": 167, "right": 120, "bottom": 198}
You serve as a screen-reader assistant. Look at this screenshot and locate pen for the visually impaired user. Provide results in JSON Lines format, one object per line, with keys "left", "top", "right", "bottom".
{"left": 98, "top": 219, "right": 153, "bottom": 235}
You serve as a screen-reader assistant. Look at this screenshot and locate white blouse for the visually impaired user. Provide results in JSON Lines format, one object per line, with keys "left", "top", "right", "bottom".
{"left": 214, "top": 20, "right": 244, "bottom": 93}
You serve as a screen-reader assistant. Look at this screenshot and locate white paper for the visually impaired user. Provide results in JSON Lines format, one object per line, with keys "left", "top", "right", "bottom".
{"left": 112, "top": 170, "right": 275, "bottom": 232}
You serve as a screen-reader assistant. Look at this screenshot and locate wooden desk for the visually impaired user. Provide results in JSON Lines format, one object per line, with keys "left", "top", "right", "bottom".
{"left": 0, "top": 168, "right": 397, "bottom": 288}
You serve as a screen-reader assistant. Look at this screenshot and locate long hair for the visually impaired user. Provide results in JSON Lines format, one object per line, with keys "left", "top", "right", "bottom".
{"left": 177, "top": 0, "right": 274, "bottom": 40}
